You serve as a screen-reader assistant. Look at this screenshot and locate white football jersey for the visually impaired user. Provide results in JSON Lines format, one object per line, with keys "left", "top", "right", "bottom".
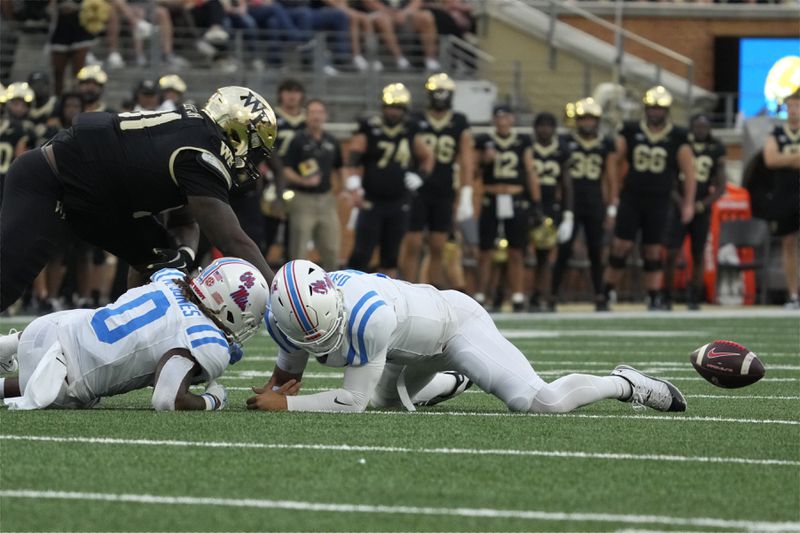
{"left": 57, "top": 268, "right": 231, "bottom": 405}
{"left": 266, "top": 270, "right": 458, "bottom": 369}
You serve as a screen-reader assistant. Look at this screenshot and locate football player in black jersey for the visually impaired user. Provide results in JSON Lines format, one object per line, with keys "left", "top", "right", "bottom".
{"left": 0, "top": 86, "right": 278, "bottom": 312}
{"left": 528, "top": 111, "right": 570, "bottom": 311}
{"left": 27, "top": 72, "right": 58, "bottom": 146}
{"left": 0, "top": 83, "right": 35, "bottom": 182}
{"left": 602, "top": 86, "right": 696, "bottom": 310}
{"left": 474, "top": 105, "right": 541, "bottom": 312}
{"left": 663, "top": 114, "right": 725, "bottom": 310}
{"left": 552, "top": 98, "right": 619, "bottom": 311}
{"left": 76, "top": 65, "right": 115, "bottom": 114}
{"left": 345, "top": 82, "right": 434, "bottom": 277}
{"left": 400, "top": 73, "right": 474, "bottom": 286}
{"left": 763, "top": 89, "right": 800, "bottom": 309}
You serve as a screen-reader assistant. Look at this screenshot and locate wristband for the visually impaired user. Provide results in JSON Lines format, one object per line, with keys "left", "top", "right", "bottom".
{"left": 202, "top": 393, "right": 219, "bottom": 411}
{"left": 607, "top": 204, "right": 618, "bottom": 217}
{"left": 345, "top": 175, "right": 362, "bottom": 191}
{"left": 178, "top": 245, "right": 196, "bottom": 262}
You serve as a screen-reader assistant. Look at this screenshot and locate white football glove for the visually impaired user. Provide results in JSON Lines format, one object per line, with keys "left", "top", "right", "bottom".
{"left": 456, "top": 185, "right": 474, "bottom": 222}
{"left": 345, "top": 174, "right": 362, "bottom": 192}
{"left": 404, "top": 171, "right": 424, "bottom": 192}
{"left": 557, "top": 211, "right": 574, "bottom": 244}
{"left": 203, "top": 380, "right": 227, "bottom": 411}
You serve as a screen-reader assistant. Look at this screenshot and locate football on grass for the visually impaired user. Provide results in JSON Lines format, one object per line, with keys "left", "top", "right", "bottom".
{"left": 690, "top": 340, "right": 765, "bottom": 389}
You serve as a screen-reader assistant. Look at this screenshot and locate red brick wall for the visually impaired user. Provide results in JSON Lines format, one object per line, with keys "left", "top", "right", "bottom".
{"left": 561, "top": 17, "right": 799, "bottom": 90}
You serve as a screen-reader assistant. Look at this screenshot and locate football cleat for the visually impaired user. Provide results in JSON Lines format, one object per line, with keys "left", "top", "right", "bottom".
{"left": 0, "top": 329, "right": 20, "bottom": 374}
{"left": 611, "top": 365, "right": 686, "bottom": 412}
{"left": 415, "top": 372, "right": 473, "bottom": 407}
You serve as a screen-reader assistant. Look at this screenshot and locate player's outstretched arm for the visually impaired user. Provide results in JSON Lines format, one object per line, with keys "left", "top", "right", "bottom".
{"left": 186, "top": 195, "right": 275, "bottom": 284}
{"left": 152, "top": 349, "right": 226, "bottom": 411}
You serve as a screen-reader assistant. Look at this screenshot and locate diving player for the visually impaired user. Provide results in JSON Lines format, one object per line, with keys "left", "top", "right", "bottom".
{"left": 0, "top": 258, "right": 269, "bottom": 410}
{"left": 247, "top": 259, "right": 687, "bottom": 414}
{"left": 0, "top": 86, "right": 278, "bottom": 312}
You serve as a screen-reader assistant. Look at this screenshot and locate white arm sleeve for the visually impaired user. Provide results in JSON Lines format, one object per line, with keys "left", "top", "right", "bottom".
{"left": 286, "top": 352, "right": 386, "bottom": 412}
{"left": 152, "top": 355, "right": 196, "bottom": 411}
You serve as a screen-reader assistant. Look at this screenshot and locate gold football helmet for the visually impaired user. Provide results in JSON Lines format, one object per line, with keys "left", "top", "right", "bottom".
{"left": 202, "top": 86, "right": 277, "bottom": 185}
{"left": 642, "top": 85, "right": 672, "bottom": 108}
{"left": 158, "top": 74, "right": 187, "bottom": 94}
{"left": 382, "top": 83, "right": 411, "bottom": 108}
{"left": 4, "top": 82, "right": 35, "bottom": 104}
{"left": 574, "top": 97, "right": 602, "bottom": 119}
{"left": 530, "top": 217, "right": 557, "bottom": 251}
{"left": 0, "top": 82, "right": 5, "bottom": 105}
{"left": 76, "top": 65, "right": 108, "bottom": 86}
{"left": 425, "top": 73, "right": 455, "bottom": 111}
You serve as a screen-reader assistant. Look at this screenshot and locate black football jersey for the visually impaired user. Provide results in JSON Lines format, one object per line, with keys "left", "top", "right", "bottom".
{"left": 28, "top": 96, "right": 57, "bottom": 144}
{"left": 475, "top": 131, "right": 531, "bottom": 189}
{"left": 564, "top": 132, "right": 616, "bottom": 209}
{"left": 681, "top": 134, "right": 726, "bottom": 200}
{"left": 0, "top": 119, "right": 32, "bottom": 178}
{"left": 51, "top": 104, "right": 236, "bottom": 217}
{"left": 770, "top": 124, "right": 800, "bottom": 197}
{"left": 532, "top": 136, "right": 568, "bottom": 210}
{"left": 415, "top": 110, "right": 469, "bottom": 194}
{"left": 274, "top": 107, "right": 307, "bottom": 158}
{"left": 358, "top": 115, "right": 418, "bottom": 200}
{"left": 620, "top": 121, "right": 688, "bottom": 196}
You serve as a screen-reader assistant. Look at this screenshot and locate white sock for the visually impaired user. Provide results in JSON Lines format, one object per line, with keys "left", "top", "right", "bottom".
{"left": 0, "top": 378, "right": 6, "bottom": 399}
{"left": 412, "top": 373, "right": 457, "bottom": 403}
{"left": 529, "top": 374, "right": 631, "bottom": 413}
{"left": 611, "top": 375, "right": 633, "bottom": 400}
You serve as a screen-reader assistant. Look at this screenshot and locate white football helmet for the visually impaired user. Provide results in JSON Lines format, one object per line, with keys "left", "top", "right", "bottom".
{"left": 270, "top": 260, "right": 345, "bottom": 355}
{"left": 189, "top": 257, "right": 269, "bottom": 343}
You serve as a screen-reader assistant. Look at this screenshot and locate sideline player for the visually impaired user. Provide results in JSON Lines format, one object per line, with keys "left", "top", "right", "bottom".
{"left": 0, "top": 258, "right": 269, "bottom": 410}
{"left": 247, "top": 260, "right": 686, "bottom": 414}
{"left": 663, "top": 114, "right": 726, "bottom": 310}
{"left": 0, "top": 86, "right": 278, "bottom": 312}
{"left": 601, "top": 86, "right": 696, "bottom": 310}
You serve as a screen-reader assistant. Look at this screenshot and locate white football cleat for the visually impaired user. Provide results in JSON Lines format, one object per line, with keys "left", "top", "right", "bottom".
{"left": 611, "top": 365, "right": 686, "bottom": 412}
{"left": 415, "top": 372, "right": 473, "bottom": 407}
{"left": 0, "top": 329, "right": 20, "bottom": 374}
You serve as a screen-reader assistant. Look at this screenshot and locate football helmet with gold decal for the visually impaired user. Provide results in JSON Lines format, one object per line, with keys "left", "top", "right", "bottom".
{"left": 425, "top": 73, "right": 455, "bottom": 111}
{"left": 202, "top": 86, "right": 277, "bottom": 186}
{"left": 642, "top": 86, "right": 672, "bottom": 108}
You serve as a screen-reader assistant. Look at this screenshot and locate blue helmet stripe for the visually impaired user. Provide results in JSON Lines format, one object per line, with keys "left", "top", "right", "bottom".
{"left": 284, "top": 261, "right": 314, "bottom": 333}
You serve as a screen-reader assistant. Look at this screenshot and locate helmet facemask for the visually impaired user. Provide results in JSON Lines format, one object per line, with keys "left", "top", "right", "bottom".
{"left": 275, "top": 288, "right": 346, "bottom": 355}
{"left": 428, "top": 89, "right": 453, "bottom": 112}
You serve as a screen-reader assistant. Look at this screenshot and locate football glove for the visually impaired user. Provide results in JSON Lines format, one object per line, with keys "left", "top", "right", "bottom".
{"left": 229, "top": 342, "right": 243, "bottom": 365}
{"left": 145, "top": 247, "right": 194, "bottom": 273}
{"left": 557, "top": 211, "right": 574, "bottom": 244}
{"left": 456, "top": 185, "right": 474, "bottom": 222}
{"left": 404, "top": 171, "right": 424, "bottom": 192}
{"left": 203, "top": 380, "right": 227, "bottom": 411}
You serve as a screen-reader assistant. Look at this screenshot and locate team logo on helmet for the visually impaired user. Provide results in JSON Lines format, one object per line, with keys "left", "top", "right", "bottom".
{"left": 240, "top": 92, "right": 265, "bottom": 113}
{"left": 230, "top": 271, "right": 256, "bottom": 311}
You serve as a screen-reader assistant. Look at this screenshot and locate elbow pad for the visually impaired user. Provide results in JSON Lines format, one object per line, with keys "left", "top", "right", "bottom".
{"left": 152, "top": 355, "right": 195, "bottom": 411}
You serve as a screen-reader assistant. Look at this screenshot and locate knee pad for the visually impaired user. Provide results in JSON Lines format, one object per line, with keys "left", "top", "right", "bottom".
{"left": 608, "top": 254, "right": 627, "bottom": 269}
{"left": 643, "top": 259, "right": 663, "bottom": 272}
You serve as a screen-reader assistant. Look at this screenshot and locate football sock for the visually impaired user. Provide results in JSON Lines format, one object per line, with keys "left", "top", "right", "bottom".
{"left": 529, "top": 374, "right": 631, "bottom": 413}
{"left": 0, "top": 378, "right": 5, "bottom": 399}
{"left": 412, "top": 373, "right": 458, "bottom": 404}
{"left": 0, "top": 331, "right": 20, "bottom": 362}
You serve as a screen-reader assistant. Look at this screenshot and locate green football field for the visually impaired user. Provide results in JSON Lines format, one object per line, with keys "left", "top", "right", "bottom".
{"left": 1, "top": 311, "right": 798, "bottom": 532}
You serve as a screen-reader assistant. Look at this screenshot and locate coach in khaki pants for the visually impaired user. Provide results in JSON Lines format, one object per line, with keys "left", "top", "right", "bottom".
{"left": 283, "top": 99, "right": 343, "bottom": 270}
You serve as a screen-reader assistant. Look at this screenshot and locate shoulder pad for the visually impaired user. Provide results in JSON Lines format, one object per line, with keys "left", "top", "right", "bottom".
{"left": 197, "top": 151, "right": 233, "bottom": 189}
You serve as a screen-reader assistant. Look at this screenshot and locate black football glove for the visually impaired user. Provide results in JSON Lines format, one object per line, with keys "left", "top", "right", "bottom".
{"left": 144, "top": 247, "right": 194, "bottom": 274}
{"left": 528, "top": 201, "right": 545, "bottom": 228}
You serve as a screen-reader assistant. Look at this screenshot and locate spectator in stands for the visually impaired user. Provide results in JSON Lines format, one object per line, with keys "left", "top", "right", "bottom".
{"left": 187, "top": 0, "right": 232, "bottom": 62}
{"left": 222, "top": 0, "right": 265, "bottom": 71}
{"left": 75, "top": 65, "right": 115, "bottom": 113}
{"left": 426, "top": 0, "right": 475, "bottom": 41}
{"left": 248, "top": 0, "right": 307, "bottom": 67}
{"left": 278, "top": 0, "right": 351, "bottom": 74}
{"left": 663, "top": 113, "right": 726, "bottom": 311}
{"left": 601, "top": 86, "right": 695, "bottom": 311}
{"left": 283, "top": 99, "right": 343, "bottom": 270}
{"left": 327, "top": 0, "right": 409, "bottom": 71}
{"left": 104, "top": 0, "right": 189, "bottom": 69}
{"left": 763, "top": 90, "right": 800, "bottom": 309}
{"left": 361, "top": 0, "right": 441, "bottom": 71}
{"left": 48, "top": 0, "right": 104, "bottom": 95}
{"left": 133, "top": 79, "right": 161, "bottom": 111}
{"left": 345, "top": 83, "right": 434, "bottom": 277}
{"left": 473, "top": 105, "right": 540, "bottom": 312}
{"left": 158, "top": 74, "right": 188, "bottom": 110}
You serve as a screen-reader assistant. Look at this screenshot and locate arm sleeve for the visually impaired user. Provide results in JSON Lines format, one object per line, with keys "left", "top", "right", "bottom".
{"left": 286, "top": 352, "right": 387, "bottom": 412}
{"left": 172, "top": 150, "right": 230, "bottom": 201}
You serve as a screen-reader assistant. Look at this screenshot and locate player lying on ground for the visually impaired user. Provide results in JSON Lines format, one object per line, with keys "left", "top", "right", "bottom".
{"left": 247, "top": 260, "right": 687, "bottom": 413}
{"left": 0, "top": 258, "right": 268, "bottom": 410}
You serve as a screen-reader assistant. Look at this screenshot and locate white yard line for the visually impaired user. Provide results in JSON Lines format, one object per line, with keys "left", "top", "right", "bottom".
{"left": 2, "top": 434, "right": 796, "bottom": 467}
{"left": 0, "top": 489, "right": 797, "bottom": 532}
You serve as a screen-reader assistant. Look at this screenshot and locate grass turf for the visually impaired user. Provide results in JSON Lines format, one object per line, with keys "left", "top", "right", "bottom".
{"left": 0, "top": 313, "right": 798, "bottom": 532}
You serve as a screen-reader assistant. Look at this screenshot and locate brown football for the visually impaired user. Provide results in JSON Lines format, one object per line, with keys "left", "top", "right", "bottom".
{"left": 690, "top": 340, "right": 765, "bottom": 389}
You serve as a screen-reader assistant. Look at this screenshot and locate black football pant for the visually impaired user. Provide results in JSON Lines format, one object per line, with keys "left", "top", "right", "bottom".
{"left": 0, "top": 150, "right": 69, "bottom": 311}
{"left": 552, "top": 206, "right": 605, "bottom": 298}
{"left": 349, "top": 198, "right": 409, "bottom": 271}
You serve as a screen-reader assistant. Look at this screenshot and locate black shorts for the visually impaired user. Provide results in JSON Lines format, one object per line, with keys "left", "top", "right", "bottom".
{"left": 666, "top": 206, "right": 711, "bottom": 257}
{"left": 49, "top": 12, "right": 96, "bottom": 52}
{"left": 349, "top": 197, "right": 410, "bottom": 270}
{"left": 408, "top": 190, "right": 454, "bottom": 233}
{"left": 479, "top": 195, "right": 530, "bottom": 251}
{"left": 614, "top": 192, "right": 670, "bottom": 245}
